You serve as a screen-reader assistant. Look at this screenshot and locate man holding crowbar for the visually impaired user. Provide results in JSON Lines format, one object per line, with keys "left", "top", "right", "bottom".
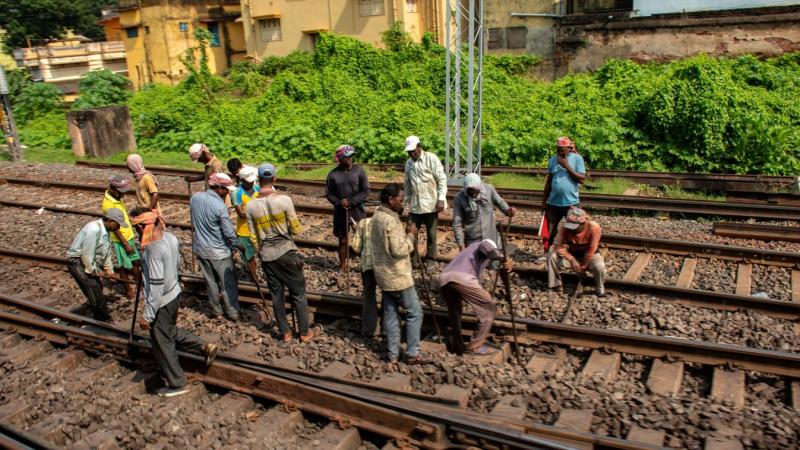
{"left": 129, "top": 207, "right": 218, "bottom": 398}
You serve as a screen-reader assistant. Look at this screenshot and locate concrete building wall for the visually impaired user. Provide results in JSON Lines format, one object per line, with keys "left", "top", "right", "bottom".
{"left": 555, "top": 5, "right": 800, "bottom": 75}
{"left": 483, "top": 0, "right": 558, "bottom": 58}
{"left": 118, "top": 0, "right": 245, "bottom": 89}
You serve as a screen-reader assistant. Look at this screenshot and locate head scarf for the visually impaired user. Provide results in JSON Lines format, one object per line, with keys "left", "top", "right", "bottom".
{"left": 208, "top": 173, "right": 236, "bottom": 191}
{"left": 334, "top": 145, "right": 355, "bottom": 164}
{"left": 463, "top": 173, "right": 482, "bottom": 190}
{"left": 556, "top": 136, "right": 578, "bottom": 154}
{"left": 126, "top": 154, "right": 155, "bottom": 183}
{"left": 189, "top": 143, "right": 207, "bottom": 161}
{"left": 130, "top": 211, "right": 165, "bottom": 249}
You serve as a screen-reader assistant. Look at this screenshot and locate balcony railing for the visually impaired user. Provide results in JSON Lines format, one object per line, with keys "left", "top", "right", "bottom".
{"left": 13, "top": 41, "right": 125, "bottom": 61}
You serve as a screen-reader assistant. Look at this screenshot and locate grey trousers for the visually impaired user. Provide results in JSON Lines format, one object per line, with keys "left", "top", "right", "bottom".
{"left": 547, "top": 252, "right": 606, "bottom": 293}
{"left": 197, "top": 256, "right": 241, "bottom": 318}
{"left": 150, "top": 296, "right": 205, "bottom": 388}
{"left": 67, "top": 258, "right": 111, "bottom": 321}
{"left": 361, "top": 270, "right": 379, "bottom": 337}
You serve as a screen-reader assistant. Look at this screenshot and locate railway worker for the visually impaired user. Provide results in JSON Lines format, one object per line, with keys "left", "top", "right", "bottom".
{"left": 185, "top": 143, "right": 225, "bottom": 190}
{"left": 325, "top": 145, "right": 370, "bottom": 272}
{"left": 370, "top": 183, "right": 430, "bottom": 364}
{"left": 129, "top": 207, "right": 219, "bottom": 398}
{"left": 547, "top": 206, "right": 606, "bottom": 297}
{"left": 403, "top": 135, "right": 448, "bottom": 260}
{"left": 226, "top": 158, "right": 243, "bottom": 184}
{"left": 246, "top": 164, "right": 320, "bottom": 343}
{"left": 65, "top": 208, "right": 126, "bottom": 321}
{"left": 126, "top": 154, "right": 161, "bottom": 213}
{"left": 189, "top": 173, "right": 243, "bottom": 321}
{"left": 350, "top": 215, "right": 379, "bottom": 339}
{"left": 439, "top": 239, "right": 512, "bottom": 355}
{"left": 542, "top": 136, "right": 586, "bottom": 251}
{"left": 102, "top": 175, "right": 140, "bottom": 300}
{"left": 452, "top": 173, "right": 517, "bottom": 250}
{"left": 232, "top": 165, "right": 260, "bottom": 278}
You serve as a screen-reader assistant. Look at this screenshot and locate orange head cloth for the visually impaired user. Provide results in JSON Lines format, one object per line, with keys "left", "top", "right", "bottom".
{"left": 130, "top": 211, "right": 165, "bottom": 249}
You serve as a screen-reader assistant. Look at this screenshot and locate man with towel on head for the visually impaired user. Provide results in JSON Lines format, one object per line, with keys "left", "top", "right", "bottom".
{"left": 126, "top": 154, "right": 161, "bottom": 213}
{"left": 451, "top": 173, "right": 516, "bottom": 250}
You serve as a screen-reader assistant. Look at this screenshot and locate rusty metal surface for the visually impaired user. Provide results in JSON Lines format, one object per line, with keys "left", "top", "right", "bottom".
{"left": 0, "top": 421, "right": 55, "bottom": 450}
{"left": 713, "top": 222, "right": 800, "bottom": 243}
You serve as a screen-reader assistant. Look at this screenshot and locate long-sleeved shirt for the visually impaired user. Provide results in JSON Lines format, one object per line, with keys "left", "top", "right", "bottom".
{"left": 325, "top": 165, "right": 370, "bottom": 212}
{"left": 404, "top": 150, "right": 448, "bottom": 214}
{"left": 350, "top": 217, "right": 374, "bottom": 272}
{"left": 439, "top": 240, "right": 504, "bottom": 289}
{"left": 246, "top": 191, "right": 302, "bottom": 262}
{"left": 452, "top": 183, "right": 510, "bottom": 248}
{"left": 189, "top": 189, "right": 238, "bottom": 259}
{"left": 101, "top": 190, "right": 135, "bottom": 243}
{"left": 369, "top": 206, "right": 415, "bottom": 291}
{"left": 553, "top": 220, "right": 602, "bottom": 267}
{"left": 141, "top": 232, "right": 181, "bottom": 322}
{"left": 66, "top": 219, "right": 114, "bottom": 274}
{"left": 204, "top": 156, "right": 224, "bottom": 190}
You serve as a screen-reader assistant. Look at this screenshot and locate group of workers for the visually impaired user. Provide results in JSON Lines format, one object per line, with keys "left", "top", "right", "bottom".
{"left": 65, "top": 135, "right": 607, "bottom": 397}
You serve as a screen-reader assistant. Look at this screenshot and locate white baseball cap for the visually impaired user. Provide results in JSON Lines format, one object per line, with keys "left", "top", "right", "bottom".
{"left": 404, "top": 135, "right": 420, "bottom": 152}
{"left": 238, "top": 165, "right": 258, "bottom": 183}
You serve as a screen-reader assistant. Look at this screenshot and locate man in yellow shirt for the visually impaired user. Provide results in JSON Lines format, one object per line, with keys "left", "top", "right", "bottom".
{"left": 102, "top": 175, "right": 140, "bottom": 299}
{"left": 232, "top": 165, "right": 259, "bottom": 277}
{"left": 126, "top": 154, "right": 161, "bottom": 212}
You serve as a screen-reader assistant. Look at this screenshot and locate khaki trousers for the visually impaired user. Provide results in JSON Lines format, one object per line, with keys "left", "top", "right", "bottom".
{"left": 441, "top": 282, "right": 496, "bottom": 354}
{"left": 547, "top": 252, "right": 606, "bottom": 293}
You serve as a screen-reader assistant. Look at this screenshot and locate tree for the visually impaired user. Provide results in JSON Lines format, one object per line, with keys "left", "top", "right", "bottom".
{"left": 0, "top": 0, "right": 110, "bottom": 50}
{"left": 13, "top": 82, "right": 63, "bottom": 123}
{"left": 72, "top": 69, "right": 131, "bottom": 110}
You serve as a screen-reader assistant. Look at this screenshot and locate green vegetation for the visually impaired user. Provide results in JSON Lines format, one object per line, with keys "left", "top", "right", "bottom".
{"left": 10, "top": 25, "right": 800, "bottom": 176}
{"left": 71, "top": 69, "right": 131, "bottom": 110}
{"left": 0, "top": 0, "right": 109, "bottom": 50}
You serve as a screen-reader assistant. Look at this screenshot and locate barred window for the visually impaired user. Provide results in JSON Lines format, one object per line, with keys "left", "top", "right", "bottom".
{"left": 360, "top": 0, "right": 385, "bottom": 16}
{"left": 407, "top": 0, "right": 417, "bottom": 13}
{"left": 259, "top": 18, "right": 282, "bottom": 42}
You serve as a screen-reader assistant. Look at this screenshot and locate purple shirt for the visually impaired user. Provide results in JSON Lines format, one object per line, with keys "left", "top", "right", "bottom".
{"left": 439, "top": 240, "right": 503, "bottom": 289}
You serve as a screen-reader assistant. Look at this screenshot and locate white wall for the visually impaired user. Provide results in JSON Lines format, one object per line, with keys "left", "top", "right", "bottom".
{"left": 635, "top": 0, "right": 800, "bottom": 17}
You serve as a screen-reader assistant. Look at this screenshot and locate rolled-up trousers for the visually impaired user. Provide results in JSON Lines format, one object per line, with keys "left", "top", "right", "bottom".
{"left": 441, "top": 281, "right": 496, "bottom": 354}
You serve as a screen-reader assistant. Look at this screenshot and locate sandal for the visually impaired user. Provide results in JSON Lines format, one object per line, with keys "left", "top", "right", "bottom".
{"left": 300, "top": 325, "right": 322, "bottom": 343}
{"left": 465, "top": 345, "right": 499, "bottom": 356}
{"left": 282, "top": 331, "right": 293, "bottom": 343}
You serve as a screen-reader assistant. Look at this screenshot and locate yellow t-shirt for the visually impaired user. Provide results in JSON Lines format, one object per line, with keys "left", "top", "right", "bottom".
{"left": 233, "top": 186, "right": 259, "bottom": 237}
{"left": 135, "top": 173, "right": 161, "bottom": 212}
{"left": 102, "top": 190, "right": 134, "bottom": 243}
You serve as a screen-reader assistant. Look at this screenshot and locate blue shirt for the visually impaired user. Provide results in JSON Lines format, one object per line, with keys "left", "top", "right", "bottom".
{"left": 546, "top": 153, "right": 585, "bottom": 207}
{"left": 190, "top": 190, "right": 238, "bottom": 259}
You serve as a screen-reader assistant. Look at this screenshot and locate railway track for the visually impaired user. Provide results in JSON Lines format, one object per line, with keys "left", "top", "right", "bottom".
{"left": 0, "top": 295, "right": 582, "bottom": 450}
{"left": 2, "top": 194, "right": 800, "bottom": 321}
{"left": 69, "top": 162, "right": 800, "bottom": 218}
{"left": 713, "top": 222, "right": 800, "bottom": 243}
{"left": 77, "top": 160, "right": 798, "bottom": 195}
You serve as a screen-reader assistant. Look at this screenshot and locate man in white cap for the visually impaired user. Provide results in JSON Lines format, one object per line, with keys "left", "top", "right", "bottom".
{"left": 232, "top": 166, "right": 260, "bottom": 277}
{"left": 66, "top": 208, "right": 126, "bottom": 321}
{"left": 186, "top": 143, "right": 225, "bottom": 190}
{"left": 548, "top": 206, "right": 606, "bottom": 296}
{"left": 452, "top": 173, "right": 516, "bottom": 250}
{"left": 403, "top": 135, "right": 448, "bottom": 259}
{"left": 439, "top": 239, "right": 512, "bottom": 355}
{"left": 189, "top": 172, "right": 243, "bottom": 320}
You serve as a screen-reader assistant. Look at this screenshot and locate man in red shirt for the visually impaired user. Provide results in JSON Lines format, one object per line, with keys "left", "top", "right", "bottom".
{"left": 547, "top": 206, "right": 606, "bottom": 296}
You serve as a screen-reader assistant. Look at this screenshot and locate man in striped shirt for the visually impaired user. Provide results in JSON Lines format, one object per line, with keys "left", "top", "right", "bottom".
{"left": 246, "top": 164, "right": 320, "bottom": 343}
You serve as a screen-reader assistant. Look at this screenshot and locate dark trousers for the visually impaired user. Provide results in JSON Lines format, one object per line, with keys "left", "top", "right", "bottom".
{"left": 545, "top": 204, "right": 574, "bottom": 249}
{"left": 410, "top": 212, "right": 438, "bottom": 258}
{"left": 67, "top": 258, "right": 110, "bottom": 321}
{"left": 441, "top": 282, "right": 496, "bottom": 354}
{"left": 262, "top": 251, "right": 309, "bottom": 336}
{"left": 150, "top": 295, "right": 205, "bottom": 388}
{"left": 361, "top": 270, "right": 379, "bottom": 337}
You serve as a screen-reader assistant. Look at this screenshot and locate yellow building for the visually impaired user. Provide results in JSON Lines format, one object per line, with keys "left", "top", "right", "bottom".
{"left": 117, "top": 0, "right": 247, "bottom": 89}
{"left": 240, "top": 0, "right": 445, "bottom": 59}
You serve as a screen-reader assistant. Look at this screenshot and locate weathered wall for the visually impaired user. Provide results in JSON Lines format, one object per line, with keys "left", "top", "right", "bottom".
{"left": 66, "top": 106, "right": 137, "bottom": 158}
{"left": 483, "top": 0, "right": 558, "bottom": 58}
{"left": 556, "top": 6, "right": 800, "bottom": 75}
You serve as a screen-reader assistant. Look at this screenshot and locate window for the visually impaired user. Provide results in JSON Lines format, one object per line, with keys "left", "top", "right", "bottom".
{"left": 179, "top": 22, "right": 189, "bottom": 32}
{"left": 487, "top": 28, "right": 503, "bottom": 49}
{"left": 207, "top": 22, "right": 221, "bottom": 47}
{"left": 125, "top": 27, "right": 138, "bottom": 38}
{"left": 360, "top": 0, "right": 385, "bottom": 16}
{"left": 259, "top": 18, "right": 282, "bottom": 42}
{"left": 144, "top": 26, "right": 150, "bottom": 34}
{"left": 406, "top": 0, "right": 417, "bottom": 13}
{"left": 506, "top": 26, "right": 527, "bottom": 49}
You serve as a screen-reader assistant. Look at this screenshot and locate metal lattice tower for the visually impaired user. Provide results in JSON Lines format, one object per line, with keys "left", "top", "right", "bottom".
{"left": 444, "top": 0, "right": 483, "bottom": 182}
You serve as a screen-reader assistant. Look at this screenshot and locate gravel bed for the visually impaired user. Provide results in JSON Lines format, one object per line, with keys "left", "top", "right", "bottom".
{"left": 692, "top": 258, "right": 737, "bottom": 294}
{"left": 606, "top": 249, "right": 637, "bottom": 279}
{"left": 751, "top": 264, "right": 792, "bottom": 302}
{"left": 638, "top": 254, "right": 683, "bottom": 285}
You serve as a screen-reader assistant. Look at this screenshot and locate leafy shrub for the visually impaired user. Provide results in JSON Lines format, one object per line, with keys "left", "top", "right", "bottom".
{"left": 72, "top": 69, "right": 131, "bottom": 110}
{"left": 13, "top": 82, "right": 63, "bottom": 123}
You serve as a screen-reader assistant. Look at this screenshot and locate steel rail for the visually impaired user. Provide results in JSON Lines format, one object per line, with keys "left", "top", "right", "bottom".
{"left": 712, "top": 222, "right": 800, "bottom": 243}
{"left": 0, "top": 294, "right": 646, "bottom": 450}
{"left": 2, "top": 249, "right": 799, "bottom": 377}
{"left": 0, "top": 421, "right": 54, "bottom": 450}
{"left": 62, "top": 165, "right": 800, "bottom": 219}
{"left": 0, "top": 195, "right": 798, "bottom": 320}
{"left": 75, "top": 160, "right": 796, "bottom": 194}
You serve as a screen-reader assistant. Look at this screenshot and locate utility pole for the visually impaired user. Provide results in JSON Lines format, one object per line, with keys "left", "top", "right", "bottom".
{"left": 444, "top": 0, "right": 483, "bottom": 183}
{"left": 0, "top": 66, "right": 22, "bottom": 162}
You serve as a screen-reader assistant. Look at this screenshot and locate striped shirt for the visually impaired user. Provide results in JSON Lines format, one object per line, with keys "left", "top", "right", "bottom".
{"left": 246, "top": 190, "right": 302, "bottom": 262}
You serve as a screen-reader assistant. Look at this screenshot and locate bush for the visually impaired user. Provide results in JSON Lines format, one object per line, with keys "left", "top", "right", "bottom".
{"left": 72, "top": 69, "right": 131, "bottom": 110}
{"left": 13, "top": 82, "right": 63, "bottom": 123}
